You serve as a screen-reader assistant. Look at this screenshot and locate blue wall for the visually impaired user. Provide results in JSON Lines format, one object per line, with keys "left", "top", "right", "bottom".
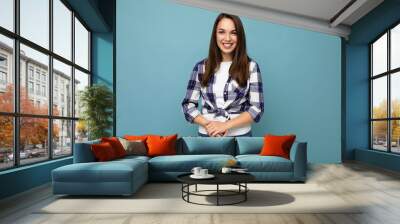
{"left": 116, "top": 0, "right": 342, "bottom": 163}
{"left": 0, "top": 158, "right": 72, "bottom": 199}
{"left": 345, "top": 0, "right": 400, "bottom": 165}
{"left": 92, "top": 32, "right": 113, "bottom": 88}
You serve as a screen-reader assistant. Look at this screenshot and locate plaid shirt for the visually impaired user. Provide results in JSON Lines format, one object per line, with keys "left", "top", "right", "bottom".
{"left": 182, "top": 59, "right": 264, "bottom": 123}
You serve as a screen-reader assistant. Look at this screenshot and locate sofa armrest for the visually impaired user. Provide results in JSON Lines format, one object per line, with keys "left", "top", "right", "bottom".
{"left": 73, "top": 141, "right": 98, "bottom": 163}
{"left": 291, "top": 142, "right": 307, "bottom": 181}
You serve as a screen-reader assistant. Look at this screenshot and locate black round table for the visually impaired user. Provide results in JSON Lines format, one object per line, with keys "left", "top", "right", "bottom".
{"left": 177, "top": 172, "right": 255, "bottom": 206}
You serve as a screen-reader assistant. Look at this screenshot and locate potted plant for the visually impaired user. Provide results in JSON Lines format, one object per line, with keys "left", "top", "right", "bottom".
{"left": 79, "top": 84, "right": 113, "bottom": 140}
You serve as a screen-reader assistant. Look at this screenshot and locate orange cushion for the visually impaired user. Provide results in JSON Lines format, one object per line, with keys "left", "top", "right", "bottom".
{"left": 91, "top": 142, "right": 117, "bottom": 161}
{"left": 101, "top": 137, "right": 127, "bottom": 158}
{"left": 124, "top": 135, "right": 149, "bottom": 141}
{"left": 260, "top": 134, "right": 296, "bottom": 159}
{"left": 146, "top": 134, "right": 178, "bottom": 157}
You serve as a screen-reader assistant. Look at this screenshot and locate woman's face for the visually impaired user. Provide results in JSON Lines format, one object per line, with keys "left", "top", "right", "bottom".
{"left": 216, "top": 18, "right": 237, "bottom": 59}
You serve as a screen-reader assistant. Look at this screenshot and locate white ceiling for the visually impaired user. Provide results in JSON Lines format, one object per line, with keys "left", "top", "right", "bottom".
{"left": 172, "top": 0, "right": 384, "bottom": 38}
{"left": 226, "top": 0, "right": 353, "bottom": 22}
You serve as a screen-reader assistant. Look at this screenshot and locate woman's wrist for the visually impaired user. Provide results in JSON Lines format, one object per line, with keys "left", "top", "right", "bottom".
{"left": 225, "top": 120, "right": 233, "bottom": 130}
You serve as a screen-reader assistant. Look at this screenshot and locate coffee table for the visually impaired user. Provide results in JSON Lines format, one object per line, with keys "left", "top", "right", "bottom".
{"left": 177, "top": 172, "right": 255, "bottom": 206}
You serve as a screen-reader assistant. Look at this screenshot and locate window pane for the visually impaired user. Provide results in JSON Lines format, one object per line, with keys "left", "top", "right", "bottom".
{"left": 391, "top": 24, "right": 400, "bottom": 70}
{"left": 20, "top": 117, "right": 49, "bottom": 165}
{"left": 20, "top": 0, "right": 49, "bottom": 49}
{"left": 20, "top": 44, "right": 49, "bottom": 115}
{"left": 0, "top": 0, "right": 14, "bottom": 31}
{"left": 53, "top": 119, "right": 72, "bottom": 157}
{"left": 391, "top": 120, "right": 400, "bottom": 153}
{"left": 391, "top": 72, "right": 400, "bottom": 118}
{"left": 53, "top": 0, "right": 71, "bottom": 60}
{"left": 372, "top": 121, "right": 388, "bottom": 151}
{"left": 53, "top": 59, "right": 72, "bottom": 117}
{"left": 75, "top": 120, "right": 88, "bottom": 143}
{"left": 372, "top": 33, "right": 387, "bottom": 76}
{"left": 0, "top": 34, "right": 14, "bottom": 112}
{"left": 372, "top": 77, "right": 387, "bottom": 119}
{"left": 75, "top": 17, "right": 89, "bottom": 70}
{"left": 0, "top": 116, "right": 14, "bottom": 170}
{"left": 74, "top": 69, "right": 89, "bottom": 118}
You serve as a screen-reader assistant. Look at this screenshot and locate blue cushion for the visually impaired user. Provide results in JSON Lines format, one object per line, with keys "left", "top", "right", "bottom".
{"left": 235, "top": 137, "right": 263, "bottom": 155}
{"left": 179, "top": 137, "right": 235, "bottom": 155}
{"left": 149, "top": 154, "right": 235, "bottom": 172}
{"left": 236, "top": 155, "right": 293, "bottom": 172}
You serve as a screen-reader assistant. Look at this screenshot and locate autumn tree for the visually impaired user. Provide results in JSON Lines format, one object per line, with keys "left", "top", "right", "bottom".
{"left": 0, "top": 84, "right": 60, "bottom": 152}
{"left": 372, "top": 99, "right": 400, "bottom": 143}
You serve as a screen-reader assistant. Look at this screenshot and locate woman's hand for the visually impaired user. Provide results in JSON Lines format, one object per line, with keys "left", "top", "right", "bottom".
{"left": 206, "top": 121, "right": 230, "bottom": 137}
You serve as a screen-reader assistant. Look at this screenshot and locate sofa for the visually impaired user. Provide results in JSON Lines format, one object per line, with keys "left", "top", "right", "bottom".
{"left": 52, "top": 137, "right": 307, "bottom": 196}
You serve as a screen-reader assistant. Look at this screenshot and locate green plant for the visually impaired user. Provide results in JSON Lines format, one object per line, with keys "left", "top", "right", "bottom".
{"left": 79, "top": 84, "right": 113, "bottom": 140}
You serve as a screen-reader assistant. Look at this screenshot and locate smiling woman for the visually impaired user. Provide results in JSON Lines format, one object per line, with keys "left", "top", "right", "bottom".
{"left": 181, "top": 13, "right": 264, "bottom": 137}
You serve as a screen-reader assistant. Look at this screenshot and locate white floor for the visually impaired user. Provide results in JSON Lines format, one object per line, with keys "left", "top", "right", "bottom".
{"left": 1, "top": 162, "right": 400, "bottom": 224}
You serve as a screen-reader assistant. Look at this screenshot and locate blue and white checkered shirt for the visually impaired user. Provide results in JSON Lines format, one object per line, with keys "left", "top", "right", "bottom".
{"left": 182, "top": 59, "right": 264, "bottom": 124}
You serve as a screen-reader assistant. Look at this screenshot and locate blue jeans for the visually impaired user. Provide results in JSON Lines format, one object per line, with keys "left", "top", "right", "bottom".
{"left": 198, "top": 131, "right": 252, "bottom": 137}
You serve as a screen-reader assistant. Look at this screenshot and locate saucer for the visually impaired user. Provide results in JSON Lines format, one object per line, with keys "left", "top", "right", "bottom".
{"left": 190, "top": 174, "right": 215, "bottom": 179}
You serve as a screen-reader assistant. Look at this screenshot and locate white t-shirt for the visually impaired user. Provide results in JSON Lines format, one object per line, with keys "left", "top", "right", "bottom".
{"left": 198, "top": 61, "right": 251, "bottom": 136}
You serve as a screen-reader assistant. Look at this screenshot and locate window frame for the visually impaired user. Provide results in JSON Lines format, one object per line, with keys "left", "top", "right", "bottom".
{"left": 370, "top": 20, "right": 400, "bottom": 154}
{"left": 0, "top": 0, "right": 92, "bottom": 171}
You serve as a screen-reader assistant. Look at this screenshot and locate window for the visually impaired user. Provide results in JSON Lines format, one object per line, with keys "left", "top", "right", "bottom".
{"left": 20, "top": 0, "right": 49, "bottom": 49}
{"left": 35, "top": 70, "right": 40, "bottom": 81}
{"left": 53, "top": 59, "right": 71, "bottom": 117}
{"left": 35, "top": 83, "right": 40, "bottom": 95}
{"left": 53, "top": 0, "right": 72, "bottom": 60}
{"left": 75, "top": 18, "right": 89, "bottom": 70}
{"left": 0, "top": 0, "right": 91, "bottom": 170}
{"left": 28, "top": 81, "right": 34, "bottom": 94}
{"left": 0, "top": 33, "right": 14, "bottom": 115}
{"left": 0, "top": 0, "right": 14, "bottom": 32}
{"left": 0, "top": 71, "right": 6, "bottom": 85}
{"left": 42, "top": 85, "right": 46, "bottom": 97}
{"left": 0, "top": 55, "right": 7, "bottom": 67}
{"left": 371, "top": 23, "right": 400, "bottom": 154}
{"left": 29, "top": 67, "right": 34, "bottom": 80}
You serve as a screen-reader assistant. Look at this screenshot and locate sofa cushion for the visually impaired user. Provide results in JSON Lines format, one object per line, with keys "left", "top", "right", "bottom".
{"left": 53, "top": 156, "right": 148, "bottom": 182}
{"left": 235, "top": 137, "right": 263, "bottom": 155}
{"left": 118, "top": 138, "right": 147, "bottom": 156}
{"left": 179, "top": 137, "right": 235, "bottom": 155}
{"left": 147, "top": 134, "right": 178, "bottom": 157}
{"left": 148, "top": 154, "right": 235, "bottom": 172}
{"left": 260, "top": 134, "right": 296, "bottom": 159}
{"left": 91, "top": 142, "right": 118, "bottom": 161}
{"left": 236, "top": 155, "right": 293, "bottom": 172}
{"left": 101, "top": 137, "right": 127, "bottom": 158}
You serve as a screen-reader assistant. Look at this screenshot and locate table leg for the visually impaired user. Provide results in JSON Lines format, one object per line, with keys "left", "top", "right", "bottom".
{"left": 217, "top": 184, "right": 219, "bottom": 206}
{"left": 195, "top": 184, "right": 197, "bottom": 192}
{"left": 245, "top": 183, "right": 247, "bottom": 201}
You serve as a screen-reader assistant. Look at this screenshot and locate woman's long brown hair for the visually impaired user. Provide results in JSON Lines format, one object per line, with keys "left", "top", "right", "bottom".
{"left": 201, "top": 13, "right": 250, "bottom": 88}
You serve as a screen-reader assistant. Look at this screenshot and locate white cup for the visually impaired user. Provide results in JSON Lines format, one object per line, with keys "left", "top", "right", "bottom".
{"left": 191, "top": 167, "right": 202, "bottom": 176}
{"left": 200, "top": 169, "right": 208, "bottom": 176}
{"left": 221, "top": 167, "right": 232, "bottom": 174}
